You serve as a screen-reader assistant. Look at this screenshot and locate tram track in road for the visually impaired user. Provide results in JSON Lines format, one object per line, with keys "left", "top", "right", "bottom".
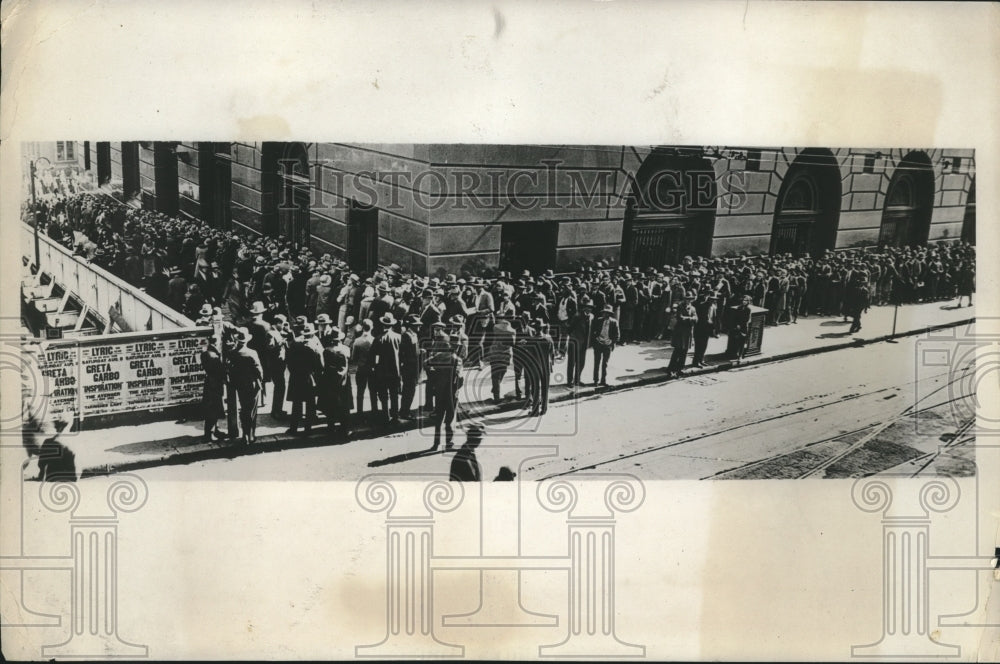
{"left": 538, "top": 363, "right": 967, "bottom": 481}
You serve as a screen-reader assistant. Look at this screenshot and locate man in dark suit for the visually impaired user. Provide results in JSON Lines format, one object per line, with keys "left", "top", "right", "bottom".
{"left": 528, "top": 319, "right": 555, "bottom": 415}
{"left": 428, "top": 344, "right": 463, "bottom": 450}
{"left": 487, "top": 314, "right": 516, "bottom": 402}
{"left": 667, "top": 293, "right": 698, "bottom": 376}
{"left": 200, "top": 337, "right": 227, "bottom": 442}
{"left": 566, "top": 298, "right": 594, "bottom": 386}
{"left": 692, "top": 290, "right": 718, "bottom": 368}
{"left": 449, "top": 422, "right": 485, "bottom": 482}
{"left": 226, "top": 327, "right": 264, "bottom": 444}
{"left": 286, "top": 323, "right": 324, "bottom": 434}
{"left": 591, "top": 304, "right": 620, "bottom": 387}
{"left": 321, "top": 326, "right": 352, "bottom": 438}
{"left": 371, "top": 313, "right": 403, "bottom": 425}
{"left": 399, "top": 315, "right": 423, "bottom": 419}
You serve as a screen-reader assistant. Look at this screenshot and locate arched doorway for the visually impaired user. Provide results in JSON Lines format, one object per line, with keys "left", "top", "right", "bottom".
{"left": 961, "top": 179, "right": 975, "bottom": 245}
{"left": 261, "top": 142, "right": 311, "bottom": 245}
{"left": 879, "top": 151, "right": 934, "bottom": 248}
{"left": 621, "top": 147, "right": 716, "bottom": 267}
{"left": 770, "top": 148, "right": 841, "bottom": 256}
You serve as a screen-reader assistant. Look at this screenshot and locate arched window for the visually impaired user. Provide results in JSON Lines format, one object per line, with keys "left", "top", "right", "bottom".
{"left": 770, "top": 149, "right": 841, "bottom": 257}
{"left": 620, "top": 148, "right": 717, "bottom": 267}
{"left": 878, "top": 152, "right": 934, "bottom": 248}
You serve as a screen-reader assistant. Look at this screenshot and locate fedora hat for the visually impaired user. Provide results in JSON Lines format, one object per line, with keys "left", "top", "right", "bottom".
{"left": 405, "top": 314, "right": 423, "bottom": 327}
{"left": 315, "top": 313, "right": 332, "bottom": 325}
{"left": 248, "top": 301, "right": 267, "bottom": 315}
{"left": 198, "top": 303, "right": 213, "bottom": 317}
{"left": 319, "top": 273, "right": 332, "bottom": 285}
{"left": 326, "top": 326, "right": 345, "bottom": 341}
{"left": 301, "top": 323, "right": 317, "bottom": 337}
{"left": 450, "top": 314, "right": 466, "bottom": 326}
{"left": 379, "top": 313, "right": 397, "bottom": 327}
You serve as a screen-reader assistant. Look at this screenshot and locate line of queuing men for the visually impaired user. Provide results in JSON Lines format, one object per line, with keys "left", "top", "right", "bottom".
{"left": 27, "top": 191, "right": 977, "bottom": 412}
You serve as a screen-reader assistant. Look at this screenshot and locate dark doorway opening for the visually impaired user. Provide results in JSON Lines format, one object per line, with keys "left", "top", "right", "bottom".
{"left": 121, "top": 142, "right": 140, "bottom": 199}
{"left": 96, "top": 142, "right": 112, "bottom": 186}
{"left": 348, "top": 202, "right": 379, "bottom": 275}
{"left": 499, "top": 221, "right": 558, "bottom": 276}
{"left": 621, "top": 147, "right": 716, "bottom": 268}
{"left": 198, "top": 143, "right": 233, "bottom": 230}
{"left": 83, "top": 141, "right": 91, "bottom": 170}
{"left": 152, "top": 142, "right": 179, "bottom": 215}
{"left": 261, "top": 142, "right": 311, "bottom": 242}
{"left": 961, "top": 179, "right": 975, "bottom": 245}
{"left": 770, "top": 148, "right": 842, "bottom": 257}
{"left": 878, "top": 151, "right": 934, "bottom": 248}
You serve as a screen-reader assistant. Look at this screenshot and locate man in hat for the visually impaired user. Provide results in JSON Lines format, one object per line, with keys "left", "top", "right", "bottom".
{"left": 566, "top": 297, "right": 594, "bottom": 386}
{"left": 371, "top": 313, "right": 403, "bottom": 425}
{"left": 338, "top": 274, "right": 360, "bottom": 330}
{"left": 315, "top": 312, "right": 333, "bottom": 341}
{"left": 486, "top": 313, "right": 516, "bottom": 402}
{"left": 246, "top": 300, "right": 282, "bottom": 414}
{"left": 668, "top": 293, "right": 698, "bottom": 376}
{"left": 443, "top": 284, "right": 471, "bottom": 325}
{"left": 350, "top": 318, "right": 377, "bottom": 419}
{"left": 286, "top": 322, "right": 324, "bottom": 435}
{"left": 449, "top": 422, "right": 485, "bottom": 482}
{"left": 200, "top": 336, "right": 228, "bottom": 442}
{"left": 474, "top": 278, "right": 495, "bottom": 313}
{"left": 692, "top": 289, "right": 717, "bottom": 368}
{"left": 466, "top": 300, "right": 495, "bottom": 368}
{"left": 225, "top": 326, "right": 265, "bottom": 444}
{"left": 370, "top": 282, "right": 395, "bottom": 321}
{"left": 195, "top": 303, "right": 214, "bottom": 326}
{"left": 314, "top": 273, "right": 335, "bottom": 321}
{"left": 590, "top": 303, "right": 619, "bottom": 387}
{"left": 449, "top": 314, "right": 469, "bottom": 362}
{"left": 527, "top": 319, "right": 555, "bottom": 415}
{"left": 399, "top": 315, "right": 424, "bottom": 419}
{"left": 846, "top": 270, "right": 872, "bottom": 334}
{"left": 167, "top": 266, "right": 187, "bottom": 312}
{"left": 553, "top": 281, "right": 578, "bottom": 360}
{"left": 320, "top": 326, "right": 353, "bottom": 438}
{"left": 427, "top": 340, "right": 463, "bottom": 450}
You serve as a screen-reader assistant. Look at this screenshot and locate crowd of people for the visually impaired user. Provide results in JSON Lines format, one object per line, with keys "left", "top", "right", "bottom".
{"left": 25, "top": 191, "right": 977, "bottom": 450}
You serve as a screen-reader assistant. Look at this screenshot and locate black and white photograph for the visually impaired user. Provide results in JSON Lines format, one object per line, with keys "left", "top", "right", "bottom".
{"left": 2, "top": 1, "right": 998, "bottom": 661}
{"left": 16, "top": 142, "right": 980, "bottom": 481}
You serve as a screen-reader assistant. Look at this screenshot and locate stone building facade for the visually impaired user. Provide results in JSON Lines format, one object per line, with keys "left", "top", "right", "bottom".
{"left": 56, "top": 142, "right": 977, "bottom": 277}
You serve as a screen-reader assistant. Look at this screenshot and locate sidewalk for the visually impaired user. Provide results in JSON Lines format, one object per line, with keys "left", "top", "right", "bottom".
{"left": 50, "top": 299, "right": 974, "bottom": 478}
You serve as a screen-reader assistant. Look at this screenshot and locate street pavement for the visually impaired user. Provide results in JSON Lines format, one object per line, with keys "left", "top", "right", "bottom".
{"left": 31, "top": 298, "right": 975, "bottom": 480}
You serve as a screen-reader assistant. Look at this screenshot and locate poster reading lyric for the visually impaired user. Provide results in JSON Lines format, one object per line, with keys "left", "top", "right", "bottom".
{"left": 23, "top": 330, "right": 209, "bottom": 422}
